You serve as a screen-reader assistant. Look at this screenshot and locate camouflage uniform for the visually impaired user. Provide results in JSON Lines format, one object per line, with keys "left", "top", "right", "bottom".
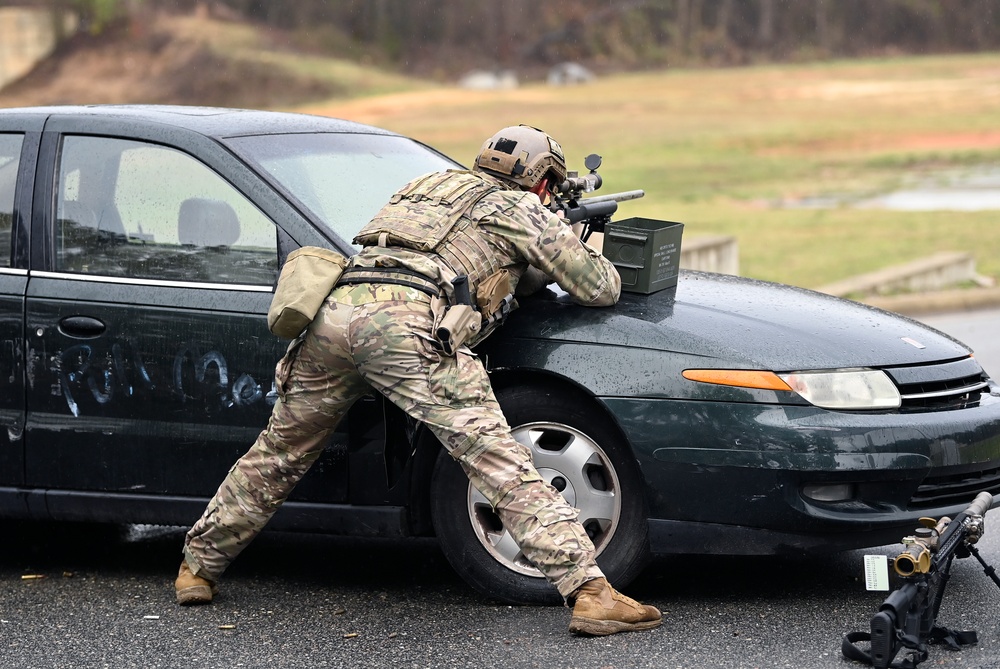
{"left": 183, "top": 171, "right": 621, "bottom": 599}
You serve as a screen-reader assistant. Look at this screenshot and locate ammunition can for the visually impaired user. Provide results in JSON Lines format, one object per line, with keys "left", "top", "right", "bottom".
{"left": 602, "top": 218, "right": 684, "bottom": 294}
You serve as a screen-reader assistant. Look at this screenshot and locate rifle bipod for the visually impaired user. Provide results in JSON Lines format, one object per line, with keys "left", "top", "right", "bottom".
{"left": 966, "top": 543, "right": 1000, "bottom": 590}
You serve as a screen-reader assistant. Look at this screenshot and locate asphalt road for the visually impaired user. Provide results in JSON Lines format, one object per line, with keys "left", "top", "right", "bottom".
{"left": 920, "top": 307, "right": 1000, "bottom": 378}
{"left": 3, "top": 522, "right": 999, "bottom": 669}
{"left": 2, "top": 308, "right": 999, "bottom": 669}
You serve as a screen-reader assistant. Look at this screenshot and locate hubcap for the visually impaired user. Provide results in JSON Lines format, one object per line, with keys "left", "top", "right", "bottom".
{"left": 466, "top": 421, "right": 621, "bottom": 578}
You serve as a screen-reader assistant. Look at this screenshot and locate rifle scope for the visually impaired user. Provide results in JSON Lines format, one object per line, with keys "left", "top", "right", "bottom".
{"left": 892, "top": 491, "right": 994, "bottom": 576}
{"left": 554, "top": 153, "right": 604, "bottom": 195}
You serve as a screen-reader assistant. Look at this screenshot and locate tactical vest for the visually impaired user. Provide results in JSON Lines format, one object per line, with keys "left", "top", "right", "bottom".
{"left": 353, "top": 170, "right": 504, "bottom": 301}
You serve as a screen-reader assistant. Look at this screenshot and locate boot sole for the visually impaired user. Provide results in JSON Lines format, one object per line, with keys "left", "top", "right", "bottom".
{"left": 569, "top": 616, "right": 662, "bottom": 637}
{"left": 176, "top": 584, "right": 214, "bottom": 606}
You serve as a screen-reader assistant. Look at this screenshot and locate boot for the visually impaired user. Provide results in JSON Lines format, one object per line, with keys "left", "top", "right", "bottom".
{"left": 568, "top": 578, "right": 662, "bottom": 636}
{"left": 175, "top": 559, "right": 218, "bottom": 606}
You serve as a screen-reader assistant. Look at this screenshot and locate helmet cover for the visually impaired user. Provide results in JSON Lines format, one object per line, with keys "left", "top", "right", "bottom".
{"left": 474, "top": 124, "right": 568, "bottom": 190}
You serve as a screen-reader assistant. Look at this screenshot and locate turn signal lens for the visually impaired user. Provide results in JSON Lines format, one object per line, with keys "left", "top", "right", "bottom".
{"left": 682, "top": 369, "right": 792, "bottom": 391}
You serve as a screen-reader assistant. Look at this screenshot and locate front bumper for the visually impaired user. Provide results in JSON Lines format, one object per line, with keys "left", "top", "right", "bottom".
{"left": 604, "top": 392, "right": 1000, "bottom": 555}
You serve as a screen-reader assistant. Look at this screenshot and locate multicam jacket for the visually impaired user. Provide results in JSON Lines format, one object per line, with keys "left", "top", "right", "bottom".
{"left": 351, "top": 169, "right": 621, "bottom": 345}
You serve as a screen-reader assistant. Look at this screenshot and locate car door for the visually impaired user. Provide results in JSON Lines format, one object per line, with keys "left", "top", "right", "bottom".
{"left": 0, "top": 119, "right": 40, "bottom": 495}
{"left": 23, "top": 120, "right": 354, "bottom": 518}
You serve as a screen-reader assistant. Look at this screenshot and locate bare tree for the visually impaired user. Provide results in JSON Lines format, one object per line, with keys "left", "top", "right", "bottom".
{"left": 41, "top": 0, "right": 1000, "bottom": 70}
{"left": 757, "top": 0, "right": 775, "bottom": 46}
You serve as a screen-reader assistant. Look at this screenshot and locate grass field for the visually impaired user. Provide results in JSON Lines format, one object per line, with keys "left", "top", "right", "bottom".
{"left": 299, "top": 54, "right": 1000, "bottom": 289}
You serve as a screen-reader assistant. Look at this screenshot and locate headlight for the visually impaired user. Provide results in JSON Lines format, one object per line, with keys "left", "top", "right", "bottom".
{"left": 779, "top": 369, "right": 901, "bottom": 410}
{"left": 682, "top": 367, "right": 901, "bottom": 410}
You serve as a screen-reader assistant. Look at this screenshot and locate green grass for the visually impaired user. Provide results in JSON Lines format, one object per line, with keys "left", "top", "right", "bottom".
{"left": 298, "top": 53, "right": 1000, "bottom": 289}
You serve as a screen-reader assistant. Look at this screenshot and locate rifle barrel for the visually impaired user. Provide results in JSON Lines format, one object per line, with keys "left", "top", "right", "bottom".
{"left": 932, "top": 490, "right": 994, "bottom": 562}
{"left": 582, "top": 189, "right": 645, "bottom": 204}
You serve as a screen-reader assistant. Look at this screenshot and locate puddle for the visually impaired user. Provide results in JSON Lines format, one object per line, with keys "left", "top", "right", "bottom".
{"left": 784, "top": 166, "right": 1000, "bottom": 211}
{"left": 857, "top": 188, "right": 1000, "bottom": 211}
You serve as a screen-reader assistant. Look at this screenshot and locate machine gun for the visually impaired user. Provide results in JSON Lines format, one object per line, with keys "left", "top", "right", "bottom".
{"left": 842, "top": 491, "right": 1000, "bottom": 669}
{"left": 549, "top": 153, "right": 644, "bottom": 243}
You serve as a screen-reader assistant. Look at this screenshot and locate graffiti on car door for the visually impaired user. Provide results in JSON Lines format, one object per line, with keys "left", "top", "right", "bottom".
{"left": 32, "top": 339, "right": 277, "bottom": 417}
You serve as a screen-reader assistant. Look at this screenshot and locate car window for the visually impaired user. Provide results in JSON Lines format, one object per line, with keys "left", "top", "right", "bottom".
{"left": 55, "top": 136, "right": 278, "bottom": 285}
{"left": 0, "top": 133, "right": 23, "bottom": 268}
{"left": 226, "top": 133, "right": 456, "bottom": 245}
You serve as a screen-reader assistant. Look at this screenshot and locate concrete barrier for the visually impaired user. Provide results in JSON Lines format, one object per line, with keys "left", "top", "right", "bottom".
{"left": 815, "top": 251, "right": 992, "bottom": 298}
{"left": 680, "top": 235, "right": 739, "bottom": 275}
{"left": 862, "top": 285, "right": 1000, "bottom": 315}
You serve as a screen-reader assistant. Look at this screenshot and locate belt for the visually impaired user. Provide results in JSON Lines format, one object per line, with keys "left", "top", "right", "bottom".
{"left": 338, "top": 266, "right": 441, "bottom": 298}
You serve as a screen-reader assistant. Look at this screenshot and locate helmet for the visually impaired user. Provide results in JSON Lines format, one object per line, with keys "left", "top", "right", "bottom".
{"left": 473, "top": 125, "right": 568, "bottom": 190}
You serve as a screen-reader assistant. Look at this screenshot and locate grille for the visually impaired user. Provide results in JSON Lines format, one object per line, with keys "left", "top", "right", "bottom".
{"left": 884, "top": 357, "right": 989, "bottom": 411}
{"left": 896, "top": 373, "right": 989, "bottom": 410}
{"left": 910, "top": 464, "right": 1000, "bottom": 508}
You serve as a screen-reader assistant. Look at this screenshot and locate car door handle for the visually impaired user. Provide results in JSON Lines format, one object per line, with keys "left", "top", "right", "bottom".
{"left": 58, "top": 316, "right": 107, "bottom": 338}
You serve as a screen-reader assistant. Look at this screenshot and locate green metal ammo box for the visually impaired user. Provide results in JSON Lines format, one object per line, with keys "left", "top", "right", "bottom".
{"left": 602, "top": 218, "right": 684, "bottom": 294}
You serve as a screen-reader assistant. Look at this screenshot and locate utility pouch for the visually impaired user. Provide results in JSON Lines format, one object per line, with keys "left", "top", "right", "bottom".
{"left": 476, "top": 269, "right": 511, "bottom": 315}
{"left": 267, "top": 246, "right": 348, "bottom": 339}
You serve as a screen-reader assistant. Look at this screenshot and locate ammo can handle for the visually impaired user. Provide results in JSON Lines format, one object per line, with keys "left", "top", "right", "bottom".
{"left": 605, "top": 230, "right": 649, "bottom": 242}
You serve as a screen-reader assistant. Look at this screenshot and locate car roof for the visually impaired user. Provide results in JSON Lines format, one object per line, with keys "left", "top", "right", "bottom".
{"left": 0, "top": 104, "right": 397, "bottom": 139}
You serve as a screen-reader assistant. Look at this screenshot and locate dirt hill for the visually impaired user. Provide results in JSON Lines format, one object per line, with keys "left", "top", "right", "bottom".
{"left": 0, "top": 12, "right": 420, "bottom": 110}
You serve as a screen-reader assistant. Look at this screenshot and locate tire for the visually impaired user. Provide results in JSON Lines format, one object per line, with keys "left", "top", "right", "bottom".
{"left": 430, "top": 385, "right": 650, "bottom": 605}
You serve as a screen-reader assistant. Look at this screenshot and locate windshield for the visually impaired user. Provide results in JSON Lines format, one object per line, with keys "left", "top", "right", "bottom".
{"left": 226, "top": 132, "right": 457, "bottom": 244}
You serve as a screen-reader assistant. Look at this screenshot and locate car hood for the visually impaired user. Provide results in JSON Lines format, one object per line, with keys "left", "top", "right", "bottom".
{"left": 503, "top": 271, "right": 971, "bottom": 371}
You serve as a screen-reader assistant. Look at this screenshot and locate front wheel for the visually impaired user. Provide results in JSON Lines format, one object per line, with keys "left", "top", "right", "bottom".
{"left": 430, "top": 386, "right": 650, "bottom": 604}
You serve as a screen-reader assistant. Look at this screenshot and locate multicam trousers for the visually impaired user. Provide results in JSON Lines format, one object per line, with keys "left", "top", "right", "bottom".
{"left": 183, "top": 283, "right": 604, "bottom": 598}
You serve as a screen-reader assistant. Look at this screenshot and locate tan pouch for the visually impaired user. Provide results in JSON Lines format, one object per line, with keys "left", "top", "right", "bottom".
{"left": 267, "top": 246, "right": 348, "bottom": 339}
{"left": 476, "top": 269, "right": 511, "bottom": 315}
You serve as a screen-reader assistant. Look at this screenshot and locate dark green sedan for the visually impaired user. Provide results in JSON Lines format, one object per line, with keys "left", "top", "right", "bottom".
{"left": 1, "top": 106, "right": 997, "bottom": 604}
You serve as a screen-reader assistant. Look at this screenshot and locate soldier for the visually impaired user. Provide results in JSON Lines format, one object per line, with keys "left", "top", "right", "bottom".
{"left": 175, "top": 125, "right": 661, "bottom": 637}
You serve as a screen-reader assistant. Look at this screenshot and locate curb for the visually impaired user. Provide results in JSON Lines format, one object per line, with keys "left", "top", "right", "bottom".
{"left": 858, "top": 286, "right": 1000, "bottom": 316}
